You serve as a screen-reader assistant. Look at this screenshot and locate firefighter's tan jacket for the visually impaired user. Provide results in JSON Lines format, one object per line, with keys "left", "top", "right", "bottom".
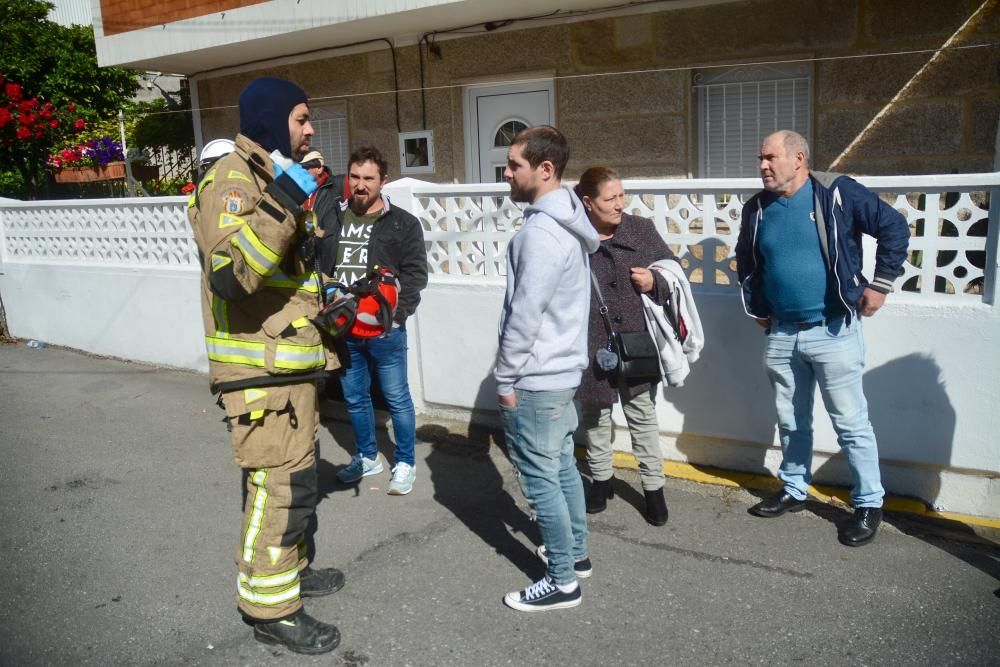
{"left": 188, "top": 134, "right": 340, "bottom": 393}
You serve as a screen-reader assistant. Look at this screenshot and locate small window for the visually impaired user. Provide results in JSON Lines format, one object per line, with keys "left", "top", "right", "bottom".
{"left": 695, "top": 63, "right": 811, "bottom": 177}
{"left": 398, "top": 130, "right": 435, "bottom": 175}
{"left": 494, "top": 120, "right": 528, "bottom": 148}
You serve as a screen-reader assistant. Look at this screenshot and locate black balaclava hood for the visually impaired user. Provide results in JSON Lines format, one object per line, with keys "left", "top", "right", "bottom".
{"left": 238, "top": 77, "right": 308, "bottom": 158}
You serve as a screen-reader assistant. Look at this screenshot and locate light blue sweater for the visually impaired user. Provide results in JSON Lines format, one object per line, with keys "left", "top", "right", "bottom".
{"left": 495, "top": 187, "right": 600, "bottom": 395}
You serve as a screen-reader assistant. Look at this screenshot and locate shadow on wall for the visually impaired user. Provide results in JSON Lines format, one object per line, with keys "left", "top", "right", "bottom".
{"left": 855, "top": 353, "right": 998, "bottom": 590}
{"left": 813, "top": 352, "right": 956, "bottom": 509}
{"left": 666, "top": 239, "right": 777, "bottom": 484}
{"left": 420, "top": 372, "right": 544, "bottom": 581}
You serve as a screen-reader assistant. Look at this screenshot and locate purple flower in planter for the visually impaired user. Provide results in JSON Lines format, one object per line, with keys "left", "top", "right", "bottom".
{"left": 85, "top": 137, "right": 124, "bottom": 166}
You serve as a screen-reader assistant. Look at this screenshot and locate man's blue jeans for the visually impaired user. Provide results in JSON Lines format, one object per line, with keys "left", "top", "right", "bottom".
{"left": 500, "top": 388, "right": 588, "bottom": 586}
{"left": 339, "top": 326, "right": 415, "bottom": 467}
{"left": 764, "top": 318, "right": 884, "bottom": 508}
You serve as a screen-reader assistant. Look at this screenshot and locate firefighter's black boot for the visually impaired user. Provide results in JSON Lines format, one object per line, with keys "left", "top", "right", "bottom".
{"left": 253, "top": 610, "right": 341, "bottom": 655}
{"left": 299, "top": 565, "right": 345, "bottom": 597}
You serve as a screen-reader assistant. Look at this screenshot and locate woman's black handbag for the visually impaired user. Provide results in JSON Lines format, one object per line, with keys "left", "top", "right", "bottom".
{"left": 614, "top": 331, "right": 661, "bottom": 380}
{"left": 590, "top": 271, "right": 661, "bottom": 382}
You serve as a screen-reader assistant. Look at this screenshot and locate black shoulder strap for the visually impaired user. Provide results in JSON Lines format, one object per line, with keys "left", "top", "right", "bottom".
{"left": 590, "top": 271, "right": 616, "bottom": 339}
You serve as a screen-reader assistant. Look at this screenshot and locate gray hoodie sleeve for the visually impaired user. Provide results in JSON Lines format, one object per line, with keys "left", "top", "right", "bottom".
{"left": 494, "top": 225, "right": 570, "bottom": 396}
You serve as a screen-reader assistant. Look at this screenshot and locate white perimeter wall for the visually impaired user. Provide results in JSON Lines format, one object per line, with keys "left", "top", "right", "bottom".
{"left": 1, "top": 262, "right": 204, "bottom": 370}
{"left": 2, "top": 178, "right": 998, "bottom": 518}
{"left": 413, "top": 278, "right": 1000, "bottom": 519}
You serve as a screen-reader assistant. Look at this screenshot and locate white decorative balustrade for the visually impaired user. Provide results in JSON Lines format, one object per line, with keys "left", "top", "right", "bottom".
{"left": 1, "top": 174, "right": 997, "bottom": 303}
{"left": 0, "top": 196, "right": 193, "bottom": 268}
{"left": 407, "top": 173, "right": 1000, "bottom": 302}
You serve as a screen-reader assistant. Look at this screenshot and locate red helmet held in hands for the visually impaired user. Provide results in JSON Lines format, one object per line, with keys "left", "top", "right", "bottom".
{"left": 350, "top": 267, "right": 400, "bottom": 338}
{"left": 314, "top": 267, "right": 400, "bottom": 339}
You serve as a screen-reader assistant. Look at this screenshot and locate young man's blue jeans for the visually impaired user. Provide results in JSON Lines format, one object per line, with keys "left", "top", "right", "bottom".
{"left": 500, "top": 388, "right": 588, "bottom": 586}
{"left": 339, "top": 325, "right": 415, "bottom": 467}
{"left": 764, "top": 318, "right": 884, "bottom": 508}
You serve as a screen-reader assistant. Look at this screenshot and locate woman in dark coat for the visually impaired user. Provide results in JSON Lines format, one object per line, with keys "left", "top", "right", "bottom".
{"left": 575, "top": 167, "right": 676, "bottom": 526}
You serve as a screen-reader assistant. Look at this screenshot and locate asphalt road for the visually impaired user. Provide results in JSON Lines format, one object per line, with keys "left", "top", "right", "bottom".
{"left": 1, "top": 344, "right": 998, "bottom": 666}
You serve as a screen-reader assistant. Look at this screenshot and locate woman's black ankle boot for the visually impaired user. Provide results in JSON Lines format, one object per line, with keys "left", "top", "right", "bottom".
{"left": 586, "top": 478, "right": 614, "bottom": 514}
{"left": 644, "top": 487, "right": 669, "bottom": 526}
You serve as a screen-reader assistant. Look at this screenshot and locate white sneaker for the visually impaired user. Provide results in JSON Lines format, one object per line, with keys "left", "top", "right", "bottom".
{"left": 387, "top": 462, "right": 415, "bottom": 495}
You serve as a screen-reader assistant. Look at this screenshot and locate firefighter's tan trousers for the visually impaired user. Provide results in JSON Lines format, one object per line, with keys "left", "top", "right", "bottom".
{"left": 225, "top": 381, "right": 319, "bottom": 621}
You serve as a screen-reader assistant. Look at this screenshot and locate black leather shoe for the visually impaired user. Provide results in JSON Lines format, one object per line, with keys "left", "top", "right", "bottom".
{"left": 299, "top": 566, "right": 345, "bottom": 597}
{"left": 253, "top": 610, "right": 341, "bottom": 655}
{"left": 839, "top": 507, "right": 882, "bottom": 547}
{"left": 749, "top": 491, "right": 806, "bottom": 518}
{"left": 643, "top": 487, "right": 669, "bottom": 526}
{"left": 586, "top": 478, "right": 614, "bottom": 514}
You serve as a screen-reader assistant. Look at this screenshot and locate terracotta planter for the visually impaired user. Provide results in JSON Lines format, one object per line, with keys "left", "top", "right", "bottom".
{"left": 54, "top": 161, "right": 159, "bottom": 183}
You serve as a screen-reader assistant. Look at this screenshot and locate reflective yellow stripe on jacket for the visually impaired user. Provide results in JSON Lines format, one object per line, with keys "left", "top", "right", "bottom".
{"left": 231, "top": 224, "right": 280, "bottom": 277}
{"left": 206, "top": 338, "right": 323, "bottom": 370}
{"left": 274, "top": 343, "right": 324, "bottom": 370}
{"left": 264, "top": 270, "right": 321, "bottom": 294}
{"left": 206, "top": 336, "right": 266, "bottom": 367}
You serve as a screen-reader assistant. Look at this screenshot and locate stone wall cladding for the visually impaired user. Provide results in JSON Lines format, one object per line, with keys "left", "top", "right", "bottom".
{"left": 861, "top": 0, "right": 986, "bottom": 44}
{"left": 100, "top": 0, "right": 267, "bottom": 36}
{"left": 195, "top": 0, "right": 999, "bottom": 181}
{"left": 969, "top": 97, "right": 1000, "bottom": 156}
{"left": 654, "top": 0, "right": 858, "bottom": 61}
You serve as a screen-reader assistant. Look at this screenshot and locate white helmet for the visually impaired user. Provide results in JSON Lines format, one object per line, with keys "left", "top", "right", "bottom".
{"left": 199, "top": 138, "right": 235, "bottom": 166}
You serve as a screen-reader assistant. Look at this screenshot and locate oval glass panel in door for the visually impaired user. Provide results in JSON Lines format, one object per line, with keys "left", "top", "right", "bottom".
{"left": 494, "top": 120, "right": 529, "bottom": 147}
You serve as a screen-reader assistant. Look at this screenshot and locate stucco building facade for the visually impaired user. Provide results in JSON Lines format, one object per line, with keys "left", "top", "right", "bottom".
{"left": 94, "top": 0, "right": 999, "bottom": 181}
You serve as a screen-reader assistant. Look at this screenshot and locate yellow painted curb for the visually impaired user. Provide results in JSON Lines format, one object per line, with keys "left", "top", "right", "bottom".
{"left": 579, "top": 447, "right": 1000, "bottom": 531}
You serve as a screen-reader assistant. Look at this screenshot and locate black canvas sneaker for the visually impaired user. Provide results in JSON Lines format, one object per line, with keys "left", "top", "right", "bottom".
{"left": 503, "top": 575, "right": 582, "bottom": 612}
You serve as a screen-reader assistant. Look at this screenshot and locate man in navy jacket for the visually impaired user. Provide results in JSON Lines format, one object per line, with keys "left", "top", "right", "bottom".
{"left": 735, "top": 130, "right": 909, "bottom": 547}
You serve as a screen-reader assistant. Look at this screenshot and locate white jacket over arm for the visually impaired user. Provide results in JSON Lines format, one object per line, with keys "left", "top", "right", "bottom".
{"left": 641, "top": 259, "right": 705, "bottom": 387}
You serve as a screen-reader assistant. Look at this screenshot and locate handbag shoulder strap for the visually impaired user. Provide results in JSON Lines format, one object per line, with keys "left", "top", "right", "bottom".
{"left": 590, "top": 270, "right": 616, "bottom": 338}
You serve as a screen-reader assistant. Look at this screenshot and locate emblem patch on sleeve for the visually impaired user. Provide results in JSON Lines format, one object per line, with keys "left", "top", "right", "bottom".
{"left": 222, "top": 187, "right": 250, "bottom": 215}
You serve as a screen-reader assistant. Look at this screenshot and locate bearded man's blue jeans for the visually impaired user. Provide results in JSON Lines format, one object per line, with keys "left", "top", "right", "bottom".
{"left": 500, "top": 388, "right": 588, "bottom": 586}
{"left": 764, "top": 318, "right": 884, "bottom": 508}
{"left": 340, "top": 325, "right": 415, "bottom": 467}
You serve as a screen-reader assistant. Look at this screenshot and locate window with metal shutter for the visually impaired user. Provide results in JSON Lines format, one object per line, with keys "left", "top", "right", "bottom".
{"left": 311, "top": 111, "right": 350, "bottom": 175}
{"left": 695, "top": 64, "right": 811, "bottom": 177}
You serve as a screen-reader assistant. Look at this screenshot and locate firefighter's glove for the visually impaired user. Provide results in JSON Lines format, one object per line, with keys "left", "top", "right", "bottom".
{"left": 324, "top": 283, "right": 346, "bottom": 303}
{"left": 265, "top": 162, "right": 318, "bottom": 211}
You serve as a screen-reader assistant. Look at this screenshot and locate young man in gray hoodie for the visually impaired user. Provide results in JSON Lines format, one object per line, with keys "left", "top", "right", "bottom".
{"left": 495, "top": 125, "right": 600, "bottom": 612}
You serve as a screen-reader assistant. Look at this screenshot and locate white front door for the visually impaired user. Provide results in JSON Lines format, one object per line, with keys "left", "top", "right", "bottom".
{"left": 464, "top": 80, "right": 555, "bottom": 183}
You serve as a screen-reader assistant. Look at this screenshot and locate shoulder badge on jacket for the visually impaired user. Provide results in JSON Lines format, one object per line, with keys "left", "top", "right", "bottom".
{"left": 222, "top": 187, "right": 251, "bottom": 215}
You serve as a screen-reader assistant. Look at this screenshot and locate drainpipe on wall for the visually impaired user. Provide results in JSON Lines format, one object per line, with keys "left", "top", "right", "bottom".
{"left": 119, "top": 110, "right": 135, "bottom": 197}
{"left": 985, "top": 116, "right": 1000, "bottom": 305}
{"left": 189, "top": 76, "right": 204, "bottom": 159}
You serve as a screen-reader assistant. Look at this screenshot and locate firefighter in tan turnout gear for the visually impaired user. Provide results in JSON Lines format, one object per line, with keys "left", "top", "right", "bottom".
{"left": 187, "top": 77, "right": 343, "bottom": 655}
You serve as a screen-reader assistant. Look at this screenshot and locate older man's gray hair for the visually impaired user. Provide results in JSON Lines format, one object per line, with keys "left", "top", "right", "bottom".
{"left": 778, "top": 130, "right": 810, "bottom": 165}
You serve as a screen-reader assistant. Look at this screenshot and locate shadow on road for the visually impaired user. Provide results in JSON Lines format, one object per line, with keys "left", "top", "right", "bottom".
{"left": 421, "top": 375, "right": 543, "bottom": 581}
